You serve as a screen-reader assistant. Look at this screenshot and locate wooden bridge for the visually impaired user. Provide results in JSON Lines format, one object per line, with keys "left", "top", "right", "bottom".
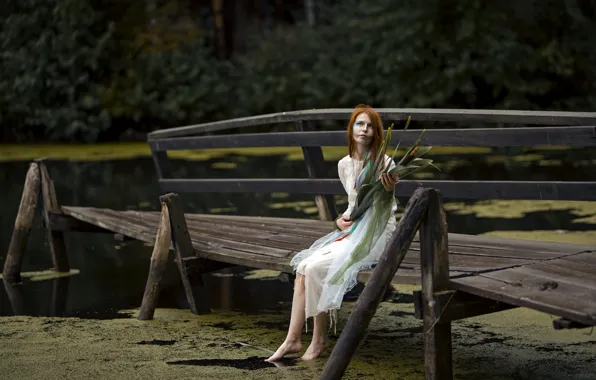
{"left": 3, "top": 108, "right": 596, "bottom": 380}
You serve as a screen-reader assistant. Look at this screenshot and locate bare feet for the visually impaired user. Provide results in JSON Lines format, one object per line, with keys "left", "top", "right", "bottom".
{"left": 300, "top": 338, "right": 329, "bottom": 361}
{"left": 265, "top": 339, "right": 302, "bottom": 362}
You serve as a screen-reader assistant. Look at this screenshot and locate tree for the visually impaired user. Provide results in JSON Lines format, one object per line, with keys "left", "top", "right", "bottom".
{"left": 0, "top": 0, "right": 114, "bottom": 142}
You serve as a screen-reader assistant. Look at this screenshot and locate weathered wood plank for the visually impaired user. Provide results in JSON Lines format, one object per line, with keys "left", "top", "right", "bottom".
{"left": 447, "top": 233, "right": 594, "bottom": 255}
{"left": 60, "top": 206, "right": 293, "bottom": 271}
{"left": 149, "top": 126, "right": 596, "bottom": 151}
{"left": 452, "top": 272, "right": 596, "bottom": 326}
{"left": 161, "top": 193, "right": 206, "bottom": 314}
{"left": 490, "top": 264, "right": 596, "bottom": 293}
{"left": 100, "top": 208, "right": 295, "bottom": 258}
{"left": 146, "top": 108, "right": 596, "bottom": 138}
{"left": 138, "top": 203, "right": 172, "bottom": 321}
{"left": 37, "top": 160, "right": 69, "bottom": 272}
{"left": 3, "top": 162, "right": 41, "bottom": 283}
{"left": 47, "top": 212, "right": 110, "bottom": 233}
{"left": 321, "top": 188, "right": 430, "bottom": 380}
{"left": 136, "top": 211, "right": 316, "bottom": 249}
{"left": 543, "top": 258, "right": 596, "bottom": 277}
{"left": 559, "top": 251, "right": 596, "bottom": 267}
{"left": 158, "top": 178, "right": 596, "bottom": 201}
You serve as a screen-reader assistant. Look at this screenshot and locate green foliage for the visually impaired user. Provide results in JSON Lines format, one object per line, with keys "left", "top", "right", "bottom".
{"left": 101, "top": 39, "right": 231, "bottom": 131}
{"left": 1, "top": 0, "right": 595, "bottom": 142}
{"left": 236, "top": 0, "right": 596, "bottom": 115}
{"left": 0, "top": 0, "right": 114, "bottom": 141}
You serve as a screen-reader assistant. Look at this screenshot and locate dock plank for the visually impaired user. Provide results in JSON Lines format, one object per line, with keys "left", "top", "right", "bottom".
{"left": 452, "top": 273, "right": 596, "bottom": 326}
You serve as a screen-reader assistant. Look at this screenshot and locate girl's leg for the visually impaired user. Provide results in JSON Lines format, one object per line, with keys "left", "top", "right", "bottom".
{"left": 300, "top": 311, "right": 329, "bottom": 360}
{"left": 265, "top": 274, "right": 306, "bottom": 361}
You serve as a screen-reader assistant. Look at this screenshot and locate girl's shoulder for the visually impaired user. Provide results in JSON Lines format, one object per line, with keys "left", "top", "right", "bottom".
{"left": 338, "top": 155, "right": 352, "bottom": 167}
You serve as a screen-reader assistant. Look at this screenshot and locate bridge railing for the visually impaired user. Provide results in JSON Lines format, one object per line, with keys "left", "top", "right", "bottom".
{"left": 146, "top": 108, "right": 596, "bottom": 220}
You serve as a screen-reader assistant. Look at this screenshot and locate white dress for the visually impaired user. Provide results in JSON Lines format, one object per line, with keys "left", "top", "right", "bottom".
{"left": 292, "top": 154, "right": 398, "bottom": 324}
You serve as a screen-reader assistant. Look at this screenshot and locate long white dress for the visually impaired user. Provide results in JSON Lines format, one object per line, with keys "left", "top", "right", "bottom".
{"left": 291, "top": 154, "right": 398, "bottom": 326}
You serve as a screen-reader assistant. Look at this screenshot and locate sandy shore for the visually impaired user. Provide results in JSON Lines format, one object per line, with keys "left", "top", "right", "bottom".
{"left": 1, "top": 283, "right": 594, "bottom": 380}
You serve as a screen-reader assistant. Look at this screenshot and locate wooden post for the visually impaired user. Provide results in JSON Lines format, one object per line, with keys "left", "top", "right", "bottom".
{"left": 161, "top": 193, "right": 208, "bottom": 314}
{"left": 152, "top": 151, "right": 172, "bottom": 179}
{"left": 36, "top": 159, "right": 70, "bottom": 272}
{"left": 2, "top": 278, "right": 25, "bottom": 315}
{"left": 50, "top": 277, "right": 70, "bottom": 317}
{"left": 3, "top": 162, "right": 41, "bottom": 283}
{"left": 320, "top": 188, "right": 431, "bottom": 380}
{"left": 138, "top": 202, "right": 172, "bottom": 320}
{"left": 296, "top": 120, "right": 338, "bottom": 221}
{"left": 419, "top": 189, "right": 452, "bottom": 380}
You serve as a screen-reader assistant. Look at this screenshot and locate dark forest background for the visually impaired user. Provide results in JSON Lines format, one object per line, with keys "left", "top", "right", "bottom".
{"left": 1, "top": 0, "right": 595, "bottom": 143}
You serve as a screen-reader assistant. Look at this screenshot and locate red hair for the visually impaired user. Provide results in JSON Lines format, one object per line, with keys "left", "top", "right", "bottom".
{"left": 347, "top": 104, "right": 384, "bottom": 165}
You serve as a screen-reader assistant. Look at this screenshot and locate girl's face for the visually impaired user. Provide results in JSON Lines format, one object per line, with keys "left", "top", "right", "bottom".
{"left": 352, "top": 113, "right": 374, "bottom": 146}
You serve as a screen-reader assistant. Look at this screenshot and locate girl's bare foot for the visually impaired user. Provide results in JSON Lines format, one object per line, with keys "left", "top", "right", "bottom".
{"left": 300, "top": 338, "right": 329, "bottom": 361}
{"left": 265, "top": 339, "right": 302, "bottom": 362}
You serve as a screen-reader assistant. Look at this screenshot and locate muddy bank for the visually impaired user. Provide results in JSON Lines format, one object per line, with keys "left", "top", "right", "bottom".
{"left": 1, "top": 285, "right": 594, "bottom": 380}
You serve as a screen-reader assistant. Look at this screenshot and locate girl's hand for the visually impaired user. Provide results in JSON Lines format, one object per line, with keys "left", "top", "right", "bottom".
{"left": 336, "top": 215, "right": 353, "bottom": 231}
{"left": 380, "top": 172, "right": 398, "bottom": 192}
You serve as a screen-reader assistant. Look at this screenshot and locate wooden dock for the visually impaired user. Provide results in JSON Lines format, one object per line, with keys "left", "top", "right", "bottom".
{"left": 60, "top": 205, "right": 596, "bottom": 327}
{"left": 4, "top": 108, "right": 596, "bottom": 380}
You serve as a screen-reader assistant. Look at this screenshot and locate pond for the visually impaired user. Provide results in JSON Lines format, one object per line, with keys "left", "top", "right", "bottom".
{"left": 1, "top": 145, "right": 596, "bottom": 380}
{"left": 1, "top": 144, "right": 595, "bottom": 318}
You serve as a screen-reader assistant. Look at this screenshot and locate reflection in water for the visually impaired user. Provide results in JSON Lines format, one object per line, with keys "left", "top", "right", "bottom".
{"left": 0, "top": 148, "right": 594, "bottom": 318}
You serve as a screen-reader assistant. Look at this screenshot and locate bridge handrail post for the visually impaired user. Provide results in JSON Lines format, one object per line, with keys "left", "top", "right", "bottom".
{"left": 419, "top": 189, "right": 453, "bottom": 380}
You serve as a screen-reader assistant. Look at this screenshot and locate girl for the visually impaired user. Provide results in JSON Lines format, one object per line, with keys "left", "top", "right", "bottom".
{"left": 266, "top": 105, "right": 399, "bottom": 362}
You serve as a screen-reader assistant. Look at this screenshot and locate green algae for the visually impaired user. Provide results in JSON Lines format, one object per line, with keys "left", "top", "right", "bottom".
{"left": 443, "top": 199, "right": 596, "bottom": 224}
{"left": 0, "top": 143, "right": 495, "bottom": 163}
{"left": 0, "top": 269, "right": 80, "bottom": 281}
{"left": 482, "top": 230, "right": 596, "bottom": 245}
{"left": 1, "top": 294, "right": 594, "bottom": 380}
{"left": 242, "top": 269, "right": 281, "bottom": 280}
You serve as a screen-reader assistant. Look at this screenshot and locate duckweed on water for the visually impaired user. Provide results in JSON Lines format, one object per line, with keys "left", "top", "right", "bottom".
{"left": 0, "top": 269, "right": 80, "bottom": 281}
{"left": 444, "top": 199, "right": 596, "bottom": 224}
{"left": 1, "top": 144, "right": 495, "bottom": 163}
{"left": 1, "top": 290, "right": 594, "bottom": 380}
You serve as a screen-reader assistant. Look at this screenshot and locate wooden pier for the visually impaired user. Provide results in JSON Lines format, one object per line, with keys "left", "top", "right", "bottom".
{"left": 3, "top": 108, "right": 596, "bottom": 380}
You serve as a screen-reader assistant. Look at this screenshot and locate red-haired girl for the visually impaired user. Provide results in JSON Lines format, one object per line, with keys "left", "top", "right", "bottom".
{"left": 266, "top": 105, "right": 399, "bottom": 362}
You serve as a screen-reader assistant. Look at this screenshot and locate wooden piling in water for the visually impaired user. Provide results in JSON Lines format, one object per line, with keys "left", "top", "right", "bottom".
{"left": 138, "top": 202, "right": 172, "bottom": 320}
{"left": 36, "top": 159, "right": 70, "bottom": 273}
{"left": 320, "top": 188, "right": 431, "bottom": 380}
{"left": 3, "top": 162, "right": 41, "bottom": 283}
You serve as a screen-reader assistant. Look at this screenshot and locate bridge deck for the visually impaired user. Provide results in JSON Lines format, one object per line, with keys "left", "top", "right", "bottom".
{"left": 62, "top": 206, "right": 596, "bottom": 326}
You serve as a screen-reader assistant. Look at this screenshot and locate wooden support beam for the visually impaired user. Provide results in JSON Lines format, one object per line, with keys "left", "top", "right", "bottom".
{"left": 138, "top": 202, "right": 173, "bottom": 320}
{"left": 161, "top": 193, "right": 209, "bottom": 314}
{"left": 320, "top": 187, "right": 430, "bottom": 380}
{"left": 3, "top": 162, "right": 41, "bottom": 283}
{"left": 553, "top": 318, "right": 594, "bottom": 330}
{"left": 36, "top": 159, "right": 70, "bottom": 273}
{"left": 295, "top": 120, "right": 337, "bottom": 221}
{"left": 419, "top": 189, "right": 453, "bottom": 380}
{"left": 413, "top": 290, "right": 518, "bottom": 322}
{"left": 50, "top": 277, "right": 69, "bottom": 317}
{"left": 2, "top": 278, "right": 25, "bottom": 315}
{"left": 182, "top": 256, "right": 236, "bottom": 276}
{"left": 152, "top": 150, "right": 172, "bottom": 179}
